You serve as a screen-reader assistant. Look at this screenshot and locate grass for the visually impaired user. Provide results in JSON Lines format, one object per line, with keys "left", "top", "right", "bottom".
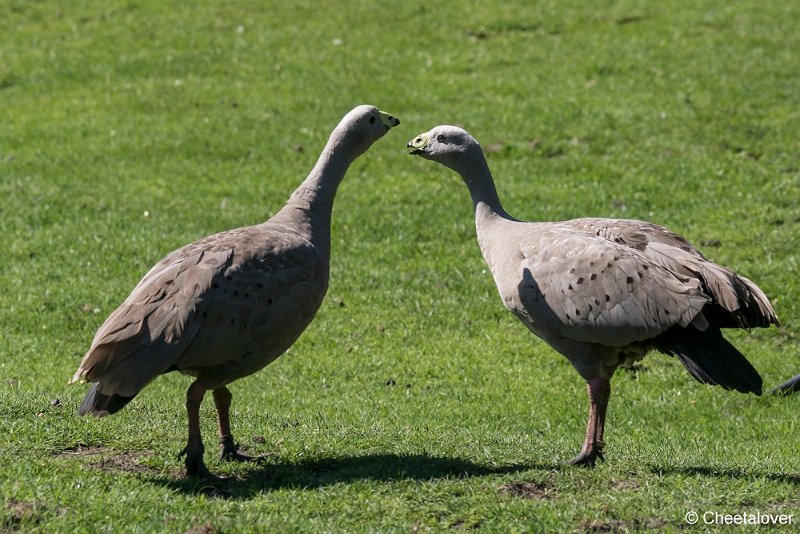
{"left": 1, "top": 0, "right": 799, "bottom": 531}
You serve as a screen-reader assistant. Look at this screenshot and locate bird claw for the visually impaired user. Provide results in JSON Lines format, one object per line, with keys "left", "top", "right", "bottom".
{"left": 178, "top": 445, "right": 219, "bottom": 479}
{"left": 568, "top": 445, "right": 605, "bottom": 467}
{"left": 219, "top": 434, "right": 267, "bottom": 463}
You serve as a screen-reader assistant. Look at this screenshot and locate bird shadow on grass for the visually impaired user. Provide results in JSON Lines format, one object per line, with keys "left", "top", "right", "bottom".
{"left": 647, "top": 464, "right": 800, "bottom": 486}
{"left": 145, "top": 453, "right": 554, "bottom": 500}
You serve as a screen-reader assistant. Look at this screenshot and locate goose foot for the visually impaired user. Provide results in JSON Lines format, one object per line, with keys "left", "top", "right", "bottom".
{"left": 568, "top": 444, "right": 604, "bottom": 467}
{"left": 179, "top": 446, "right": 221, "bottom": 480}
{"left": 219, "top": 434, "right": 267, "bottom": 463}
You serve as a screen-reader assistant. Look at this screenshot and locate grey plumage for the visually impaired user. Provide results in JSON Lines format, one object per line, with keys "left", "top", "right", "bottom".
{"left": 72, "top": 105, "right": 399, "bottom": 477}
{"left": 408, "top": 125, "right": 778, "bottom": 466}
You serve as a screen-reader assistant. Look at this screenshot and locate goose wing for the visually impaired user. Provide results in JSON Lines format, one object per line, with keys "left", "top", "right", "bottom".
{"left": 567, "top": 218, "right": 777, "bottom": 328}
{"left": 513, "top": 225, "right": 710, "bottom": 347}
{"left": 71, "top": 227, "right": 324, "bottom": 395}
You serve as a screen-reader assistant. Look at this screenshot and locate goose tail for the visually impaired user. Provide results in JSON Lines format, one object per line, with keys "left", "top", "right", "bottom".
{"left": 77, "top": 382, "right": 136, "bottom": 417}
{"left": 656, "top": 326, "right": 763, "bottom": 395}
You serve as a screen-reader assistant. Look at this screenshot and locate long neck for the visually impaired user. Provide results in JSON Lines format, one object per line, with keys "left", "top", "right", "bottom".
{"left": 451, "top": 150, "right": 513, "bottom": 224}
{"left": 273, "top": 132, "right": 356, "bottom": 255}
{"left": 451, "top": 149, "right": 519, "bottom": 276}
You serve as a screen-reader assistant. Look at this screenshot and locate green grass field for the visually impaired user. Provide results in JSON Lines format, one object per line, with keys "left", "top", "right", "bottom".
{"left": 1, "top": 0, "right": 798, "bottom": 531}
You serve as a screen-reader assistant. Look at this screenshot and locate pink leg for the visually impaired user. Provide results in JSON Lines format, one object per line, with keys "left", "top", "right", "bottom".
{"left": 213, "top": 386, "right": 263, "bottom": 462}
{"left": 569, "top": 376, "right": 611, "bottom": 467}
{"left": 179, "top": 381, "right": 215, "bottom": 478}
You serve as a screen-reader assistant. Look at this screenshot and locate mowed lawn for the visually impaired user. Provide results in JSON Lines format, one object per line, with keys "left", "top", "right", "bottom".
{"left": 1, "top": 0, "right": 798, "bottom": 531}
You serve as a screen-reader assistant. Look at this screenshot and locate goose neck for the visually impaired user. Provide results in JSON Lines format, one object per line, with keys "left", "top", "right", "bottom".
{"left": 275, "top": 136, "right": 355, "bottom": 251}
{"left": 294, "top": 142, "right": 351, "bottom": 212}
{"left": 454, "top": 153, "right": 511, "bottom": 223}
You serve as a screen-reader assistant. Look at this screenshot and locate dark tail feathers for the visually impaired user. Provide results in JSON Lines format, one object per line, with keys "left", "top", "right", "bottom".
{"left": 78, "top": 383, "right": 136, "bottom": 417}
{"left": 656, "top": 326, "right": 763, "bottom": 395}
{"left": 770, "top": 374, "right": 800, "bottom": 395}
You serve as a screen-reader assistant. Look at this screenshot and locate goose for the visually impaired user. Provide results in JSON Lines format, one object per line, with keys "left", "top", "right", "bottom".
{"left": 407, "top": 125, "right": 778, "bottom": 466}
{"left": 71, "top": 105, "right": 399, "bottom": 478}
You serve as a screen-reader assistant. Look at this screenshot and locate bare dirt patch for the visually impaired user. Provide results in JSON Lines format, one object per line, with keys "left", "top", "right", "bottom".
{"left": 3, "top": 499, "right": 38, "bottom": 529}
{"left": 579, "top": 518, "right": 628, "bottom": 532}
{"left": 88, "top": 450, "right": 157, "bottom": 474}
{"left": 579, "top": 517, "right": 668, "bottom": 533}
{"left": 611, "top": 479, "right": 641, "bottom": 491}
{"left": 182, "top": 522, "right": 216, "bottom": 534}
{"left": 498, "top": 481, "right": 556, "bottom": 500}
{"left": 53, "top": 444, "right": 179, "bottom": 476}
{"left": 53, "top": 444, "right": 109, "bottom": 458}
{"left": 637, "top": 517, "right": 668, "bottom": 529}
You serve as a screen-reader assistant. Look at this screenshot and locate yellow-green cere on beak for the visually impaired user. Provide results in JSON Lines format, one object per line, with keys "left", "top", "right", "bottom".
{"left": 408, "top": 132, "right": 430, "bottom": 153}
{"left": 379, "top": 110, "right": 400, "bottom": 129}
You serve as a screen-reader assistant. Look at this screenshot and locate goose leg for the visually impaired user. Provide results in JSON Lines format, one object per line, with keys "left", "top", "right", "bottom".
{"left": 569, "top": 376, "right": 611, "bottom": 467}
{"left": 179, "top": 380, "right": 214, "bottom": 478}
{"left": 213, "top": 386, "right": 263, "bottom": 463}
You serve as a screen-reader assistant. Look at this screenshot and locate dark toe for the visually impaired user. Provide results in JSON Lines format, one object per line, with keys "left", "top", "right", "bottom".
{"left": 219, "top": 434, "right": 267, "bottom": 463}
{"left": 568, "top": 446, "right": 604, "bottom": 467}
{"left": 180, "top": 448, "right": 220, "bottom": 479}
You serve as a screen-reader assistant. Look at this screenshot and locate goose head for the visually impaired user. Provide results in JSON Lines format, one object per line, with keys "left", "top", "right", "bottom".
{"left": 335, "top": 105, "right": 400, "bottom": 157}
{"left": 407, "top": 125, "right": 482, "bottom": 172}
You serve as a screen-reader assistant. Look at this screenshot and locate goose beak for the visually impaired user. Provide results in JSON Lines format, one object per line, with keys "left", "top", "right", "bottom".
{"left": 379, "top": 111, "right": 400, "bottom": 131}
{"left": 407, "top": 133, "right": 430, "bottom": 155}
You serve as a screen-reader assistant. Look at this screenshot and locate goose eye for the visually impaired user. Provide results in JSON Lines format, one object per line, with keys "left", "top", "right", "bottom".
{"left": 369, "top": 116, "right": 376, "bottom": 124}
{"left": 436, "top": 134, "right": 446, "bottom": 142}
